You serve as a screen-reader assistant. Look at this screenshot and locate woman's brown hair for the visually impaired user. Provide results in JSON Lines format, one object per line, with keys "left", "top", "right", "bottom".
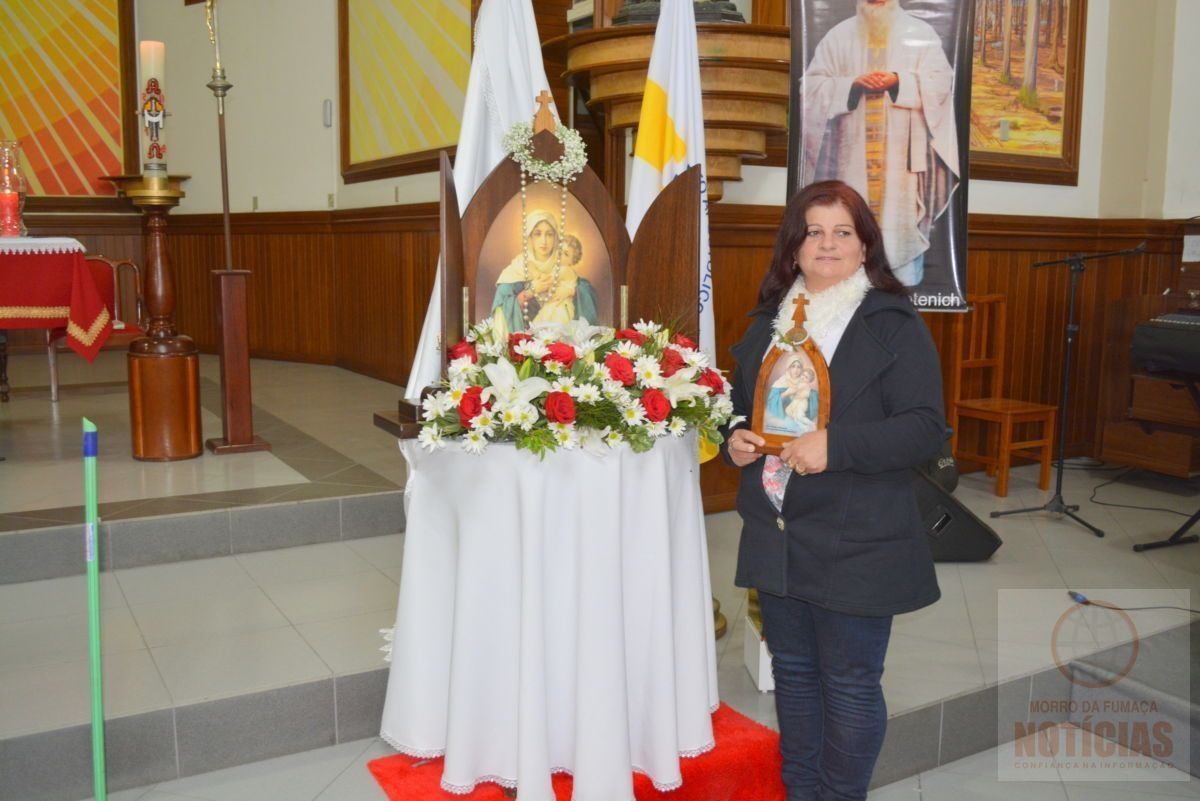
{"left": 757, "top": 180, "right": 905, "bottom": 309}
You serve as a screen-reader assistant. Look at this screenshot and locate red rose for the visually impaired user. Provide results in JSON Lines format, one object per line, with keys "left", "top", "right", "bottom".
{"left": 448, "top": 339, "right": 477, "bottom": 364}
{"left": 604, "top": 352, "right": 636, "bottom": 386}
{"left": 615, "top": 328, "right": 647, "bottom": 346}
{"left": 508, "top": 332, "right": 533, "bottom": 362}
{"left": 671, "top": 333, "right": 698, "bottom": 351}
{"left": 640, "top": 388, "right": 671, "bottom": 422}
{"left": 544, "top": 391, "right": 577, "bottom": 424}
{"left": 542, "top": 342, "right": 576, "bottom": 369}
{"left": 660, "top": 348, "right": 687, "bottom": 378}
{"left": 457, "top": 386, "right": 485, "bottom": 428}
{"left": 697, "top": 368, "right": 725, "bottom": 396}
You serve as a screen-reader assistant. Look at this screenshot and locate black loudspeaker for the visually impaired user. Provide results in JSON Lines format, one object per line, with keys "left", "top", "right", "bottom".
{"left": 913, "top": 471, "right": 1003, "bottom": 562}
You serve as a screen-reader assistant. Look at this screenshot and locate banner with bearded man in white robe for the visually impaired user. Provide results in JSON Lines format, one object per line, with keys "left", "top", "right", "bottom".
{"left": 790, "top": 0, "right": 971, "bottom": 309}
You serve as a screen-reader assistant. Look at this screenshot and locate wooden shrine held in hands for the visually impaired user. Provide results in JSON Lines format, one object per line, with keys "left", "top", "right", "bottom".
{"left": 386, "top": 97, "right": 704, "bottom": 435}
{"left": 751, "top": 293, "right": 831, "bottom": 455}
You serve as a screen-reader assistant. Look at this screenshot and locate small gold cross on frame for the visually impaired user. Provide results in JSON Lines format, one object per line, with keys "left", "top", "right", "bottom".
{"left": 533, "top": 90, "right": 556, "bottom": 134}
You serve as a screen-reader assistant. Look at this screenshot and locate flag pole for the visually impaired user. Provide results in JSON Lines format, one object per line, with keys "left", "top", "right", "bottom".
{"left": 83, "top": 417, "right": 107, "bottom": 801}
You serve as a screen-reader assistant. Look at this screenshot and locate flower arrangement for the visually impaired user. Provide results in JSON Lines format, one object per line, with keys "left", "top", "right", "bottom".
{"left": 501, "top": 121, "right": 588, "bottom": 185}
{"left": 417, "top": 320, "right": 737, "bottom": 457}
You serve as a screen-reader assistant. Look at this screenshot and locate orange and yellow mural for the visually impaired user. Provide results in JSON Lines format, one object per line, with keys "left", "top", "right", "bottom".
{"left": 0, "top": 0, "right": 127, "bottom": 196}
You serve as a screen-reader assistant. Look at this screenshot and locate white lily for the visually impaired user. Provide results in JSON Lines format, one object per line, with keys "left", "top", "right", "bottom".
{"left": 481, "top": 358, "right": 551, "bottom": 409}
{"left": 660, "top": 367, "right": 710, "bottom": 407}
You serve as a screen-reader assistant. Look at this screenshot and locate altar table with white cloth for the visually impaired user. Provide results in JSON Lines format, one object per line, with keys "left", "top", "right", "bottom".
{"left": 380, "top": 433, "right": 720, "bottom": 801}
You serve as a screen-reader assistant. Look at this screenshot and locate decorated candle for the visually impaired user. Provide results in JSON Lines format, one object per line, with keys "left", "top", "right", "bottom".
{"left": 138, "top": 40, "right": 168, "bottom": 176}
{"left": 0, "top": 192, "right": 19, "bottom": 237}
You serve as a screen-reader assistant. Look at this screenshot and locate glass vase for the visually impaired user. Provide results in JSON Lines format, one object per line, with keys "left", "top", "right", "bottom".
{"left": 0, "top": 140, "right": 28, "bottom": 237}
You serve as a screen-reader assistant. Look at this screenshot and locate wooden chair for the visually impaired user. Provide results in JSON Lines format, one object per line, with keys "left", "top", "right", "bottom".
{"left": 46, "top": 256, "right": 145, "bottom": 402}
{"left": 948, "top": 294, "right": 1056, "bottom": 497}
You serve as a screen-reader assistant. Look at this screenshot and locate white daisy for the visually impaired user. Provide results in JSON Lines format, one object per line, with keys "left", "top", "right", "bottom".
{"left": 621, "top": 405, "right": 647, "bottom": 426}
{"left": 683, "top": 350, "right": 711, "bottom": 371}
{"left": 668, "top": 418, "right": 688, "bottom": 437}
{"left": 421, "top": 392, "right": 452, "bottom": 421}
{"left": 634, "top": 355, "right": 663, "bottom": 388}
{"left": 544, "top": 360, "right": 564, "bottom": 376}
{"left": 645, "top": 421, "right": 668, "bottom": 438}
{"left": 417, "top": 426, "right": 446, "bottom": 451}
{"left": 591, "top": 363, "right": 608, "bottom": 382}
{"left": 448, "top": 356, "right": 480, "bottom": 381}
{"left": 632, "top": 319, "right": 661, "bottom": 336}
{"left": 499, "top": 406, "right": 522, "bottom": 428}
{"left": 602, "top": 379, "right": 629, "bottom": 401}
{"left": 472, "top": 410, "right": 497, "bottom": 437}
{"left": 515, "top": 402, "right": 539, "bottom": 431}
{"left": 514, "top": 338, "right": 549, "bottom": 361}
{"left": 575, "top": 384, "right": 602, "bottom": 404}
{"left": 549, "top": 422, "right": 579, "bottom": 450}
{"left": 478, "top": 340, "right": 505, "bottom": 359}
{"left": 445, "top": 383, "right": 468, "bottom": 404}
{"left": 462, "top": 429, "right": 488, "bottom": 454}
{"left": 605, "top": 429, "right": 625, "bottom": 448}
{"left": 613, "top": 340, "right": 642, "bottom": 359}
{"left": 551, "top": 376, "right": 577, "bottom": 395}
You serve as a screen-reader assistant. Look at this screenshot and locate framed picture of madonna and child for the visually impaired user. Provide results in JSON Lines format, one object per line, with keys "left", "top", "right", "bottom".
{"left": 752, "top": 336, "right": 831, "bottom": 455}
{"left": 474, "top": 180, "right": 615, "bottom": 338}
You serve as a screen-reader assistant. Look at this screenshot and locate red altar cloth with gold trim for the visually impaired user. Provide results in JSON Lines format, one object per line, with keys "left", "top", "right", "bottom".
{"left": 0, "top": 238, "right": 112, "bottom": 361}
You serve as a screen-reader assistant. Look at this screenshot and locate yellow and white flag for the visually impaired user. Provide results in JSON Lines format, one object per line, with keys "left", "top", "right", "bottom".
{"left": 625, "top": 0, "right": 714, "bottom": 364}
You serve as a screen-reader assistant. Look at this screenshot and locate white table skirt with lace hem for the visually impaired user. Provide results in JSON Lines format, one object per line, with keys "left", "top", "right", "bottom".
{"left": 0, "top": 236, "right": 85, "bottom": 255}
{"left": 380, "top": 434, "right": 720, "bottom": 801}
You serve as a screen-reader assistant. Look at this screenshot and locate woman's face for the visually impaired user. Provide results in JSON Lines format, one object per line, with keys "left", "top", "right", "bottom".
{"left": 794, "top": 202, "right": 866, "bottom": 293}
{"left": 529, "top": 220, "right": 558, "bottom": 261}
{"left": 787, "top": 359, "right": 804, "bottom": 378}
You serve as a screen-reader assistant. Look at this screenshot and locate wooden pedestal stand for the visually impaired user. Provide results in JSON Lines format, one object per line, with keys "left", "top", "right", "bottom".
{"left": 206, "top": 270, "right": 270, "bottom": 454}
{"left": 104, "top": 174, "right": 203, "bottom": 461}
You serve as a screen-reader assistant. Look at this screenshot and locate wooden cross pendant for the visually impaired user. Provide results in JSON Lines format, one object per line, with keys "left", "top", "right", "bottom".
{"left": 533, "top": 90, "right": 556, "bottom": 134}
{"left": 787, "top": 293, "right": 809, "bottom": 343}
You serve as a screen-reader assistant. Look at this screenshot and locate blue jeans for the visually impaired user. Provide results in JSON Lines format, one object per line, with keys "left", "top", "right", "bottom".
{"left": 758, "top": 592, "right": 893, "bottom": 801}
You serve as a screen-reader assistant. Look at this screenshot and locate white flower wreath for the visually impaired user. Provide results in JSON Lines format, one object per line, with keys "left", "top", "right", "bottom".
{"left": 501, "top": 121, "right": 588, "bottom": 184}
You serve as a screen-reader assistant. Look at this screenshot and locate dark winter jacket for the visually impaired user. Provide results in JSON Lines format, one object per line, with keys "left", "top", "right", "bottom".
{"left": 721, "top": 288, "right": 944, "bottom": 616}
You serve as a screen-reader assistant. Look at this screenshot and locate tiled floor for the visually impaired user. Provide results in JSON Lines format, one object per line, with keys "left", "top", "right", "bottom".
{"left": 0, "top": 352, "right": 402, "bottom": 529}
{"left": 84, "top": 730, "right": 1200, "bottom": 801}
{"left": 3, "top": 351, "right": 1200, "bottom": 798}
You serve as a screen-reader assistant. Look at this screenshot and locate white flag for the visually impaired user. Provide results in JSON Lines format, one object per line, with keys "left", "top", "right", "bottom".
{"left": 624, "top": 0, "right": 714, "bottom": 363}
{"left": 404, "top": 0, "right": 557, "bottom": 400}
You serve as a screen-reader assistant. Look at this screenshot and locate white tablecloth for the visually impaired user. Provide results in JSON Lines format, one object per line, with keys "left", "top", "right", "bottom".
{"left": 380, "top": 434, "right": 720, "bottom": 801}
{"left": 0, "top": 236, "right": 84, "bottom": 255}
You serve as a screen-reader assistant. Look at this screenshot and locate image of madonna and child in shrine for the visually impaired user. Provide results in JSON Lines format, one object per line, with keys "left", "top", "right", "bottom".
{"left": 762, "top": 350, "right": 822, "bottom": 437}
{"left": 475, "top": 182, "right": 613, "bottom": 338}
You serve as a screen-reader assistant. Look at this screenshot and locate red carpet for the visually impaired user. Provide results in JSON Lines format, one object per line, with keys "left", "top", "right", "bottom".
{"left": 368, "top": 703, "right": 784, "bottom": 801}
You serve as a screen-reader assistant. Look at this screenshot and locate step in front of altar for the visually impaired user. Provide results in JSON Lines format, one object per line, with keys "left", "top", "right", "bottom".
{"left": 0, "top": 489, "right": 404, "bottom": 585}
{"left": 0, "top": 530, "right": 404, "bottom": 801}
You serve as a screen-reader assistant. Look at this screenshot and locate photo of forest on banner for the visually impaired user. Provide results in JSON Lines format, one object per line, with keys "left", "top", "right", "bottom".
{"left": 788, "top": 0, "right": 972, "bottom": 311}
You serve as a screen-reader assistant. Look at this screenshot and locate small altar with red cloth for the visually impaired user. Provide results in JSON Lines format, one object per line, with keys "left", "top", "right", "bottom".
{"left": 0, "top": 236, "right": 113, "bottom": 401}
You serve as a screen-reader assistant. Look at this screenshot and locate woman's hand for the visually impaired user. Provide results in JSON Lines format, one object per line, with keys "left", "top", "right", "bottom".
{"left": 728, "top": 428, "right": 766, "bottom": 467}
{"left": 779, "top": 430, "right": 828, "bottom": 475}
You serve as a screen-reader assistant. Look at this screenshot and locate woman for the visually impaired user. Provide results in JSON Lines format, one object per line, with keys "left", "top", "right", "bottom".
{"left": 721, "top": 180, "right": 944, "bottom": 801}
{"left": 766, "top": 357, "right": 819, "bottom": 435}
{"left": 491, "top": 211, "right": 599, "bottom": 340}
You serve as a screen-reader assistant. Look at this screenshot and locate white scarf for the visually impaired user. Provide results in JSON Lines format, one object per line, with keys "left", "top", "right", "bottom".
{"left": 772, "top": 268, "right": 871, "bottom": 359}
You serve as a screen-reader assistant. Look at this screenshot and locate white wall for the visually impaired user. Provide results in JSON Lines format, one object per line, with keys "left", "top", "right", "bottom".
{"left": 135, "top": 0, "right": 1193, "bottom": 219}
{"left": 1161, "top": 0, "right": 1200, "bottom": 218}
{"left": 137, "top": 0, "right": 342, "bottom": 214}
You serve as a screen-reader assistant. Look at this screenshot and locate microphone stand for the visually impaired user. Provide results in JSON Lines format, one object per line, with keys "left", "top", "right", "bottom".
{"left": 990, "top": 242, "right": 1147, "bottom": 538}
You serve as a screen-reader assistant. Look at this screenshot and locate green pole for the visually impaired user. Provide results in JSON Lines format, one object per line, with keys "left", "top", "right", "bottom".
{"left": 82, "top": 418, "right": 107, "bottom": 801}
